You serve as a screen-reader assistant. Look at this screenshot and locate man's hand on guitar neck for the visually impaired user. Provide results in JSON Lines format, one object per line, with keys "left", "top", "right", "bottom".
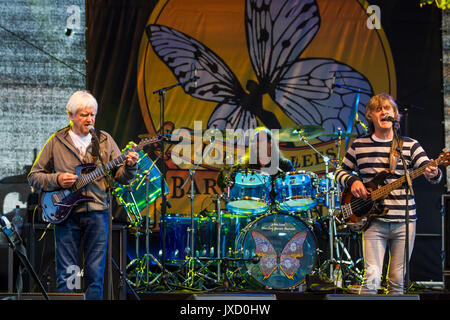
{"left": 351, "top": 180, "right": 369, "bottom": 200}
{"left": 58, "top": 172, "right": 78, "bottom": 188}
{"left": 424, "top": 159, "right": 439, "bottom": 180}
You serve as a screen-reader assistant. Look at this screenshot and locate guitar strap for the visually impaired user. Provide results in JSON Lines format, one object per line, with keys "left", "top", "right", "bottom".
{"left": 389, "top": 135, "right": 404, "bottom": 173}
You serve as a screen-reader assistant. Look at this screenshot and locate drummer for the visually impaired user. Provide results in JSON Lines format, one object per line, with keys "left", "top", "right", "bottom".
{"left": 245, "top": 127, "right": 294, "bottom": 174}
{"left": 218, "top": 127, "right": 294, "bottom": 191}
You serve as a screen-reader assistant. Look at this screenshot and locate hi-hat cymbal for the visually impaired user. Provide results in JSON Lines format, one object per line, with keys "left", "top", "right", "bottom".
{"left": 278, "top": 125, "right": 325, "bottom": 142}
{"left": 321, "top": 131, "right": 358, "bottom": 139}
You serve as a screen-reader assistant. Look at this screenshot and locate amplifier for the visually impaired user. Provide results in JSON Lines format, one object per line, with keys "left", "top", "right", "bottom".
{"left": 22, "top": 222, "right": 127, "bottom": 300}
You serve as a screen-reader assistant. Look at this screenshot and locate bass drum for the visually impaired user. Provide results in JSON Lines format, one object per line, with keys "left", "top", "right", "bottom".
{"left": 235, "top": 212, "right": 317, "bottom": 290}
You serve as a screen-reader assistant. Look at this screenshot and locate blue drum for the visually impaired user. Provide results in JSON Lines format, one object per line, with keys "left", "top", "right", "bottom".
{"left": 274, "top": 171, "right": 318, "bottom": 212}
{"left": 236, "top": 212, "right": 317, "bottom": 289}
{"left": 226, "top": 170, "right": 271, "bottom": 215}
{"left": 159, "top": 214, "right": 207, "bottom": 263}
{"left": 219, "top": 212, "right": 253, "bottom": 258}
{"left": 317, "top": 174, "right": 342, "bottom": 207}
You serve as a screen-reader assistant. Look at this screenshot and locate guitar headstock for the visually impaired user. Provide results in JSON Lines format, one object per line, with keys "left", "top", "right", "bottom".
{"left": 437, "top": 150, "right": 450, "bottom": 167}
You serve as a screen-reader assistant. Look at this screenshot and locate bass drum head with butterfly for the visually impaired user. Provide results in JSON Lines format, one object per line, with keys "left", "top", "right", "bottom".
{"left": 236, "top": 212, "right": 317, "bottom": 290}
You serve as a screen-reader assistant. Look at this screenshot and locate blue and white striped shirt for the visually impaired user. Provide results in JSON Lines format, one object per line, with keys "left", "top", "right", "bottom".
{"left": 335, "top": 134, "right": 442, "bottom": 221}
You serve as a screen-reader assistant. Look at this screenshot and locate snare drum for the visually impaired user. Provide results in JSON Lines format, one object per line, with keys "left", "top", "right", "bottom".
{"left": 226, "top": 170, "right": 271, "bottom": 215}
{"left": 235, "top": 212, "right": 317, "bottom": 289}
{"left": 274, "top": 171, "right": 318, "bottom": 212}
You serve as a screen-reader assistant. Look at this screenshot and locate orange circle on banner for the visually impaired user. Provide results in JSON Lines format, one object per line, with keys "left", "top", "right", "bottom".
{"left": 135, "top": 0, "right": 397, "bottom": 216}
{"left": 137, "top": 0, "right": 396, "bottom": 136}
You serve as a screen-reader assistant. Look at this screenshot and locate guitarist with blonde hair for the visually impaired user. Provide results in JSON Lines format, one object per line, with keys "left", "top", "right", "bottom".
{"left": 335, "top": 93, "right": 441, "bottom": 294}
{"left": 28, "top": 91, "right": 139, "bottom": 299}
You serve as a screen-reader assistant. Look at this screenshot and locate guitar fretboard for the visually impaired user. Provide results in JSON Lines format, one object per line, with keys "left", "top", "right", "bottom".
{"left": 370, "top": 161, "right": 435, "bottom": 201}
{"left": 71, "top": 146, "right": 139, "bottom": 192}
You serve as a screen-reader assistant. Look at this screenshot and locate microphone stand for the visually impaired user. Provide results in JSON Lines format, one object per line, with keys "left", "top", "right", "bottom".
{"left": 296, "top": 134, "right": 339, "bottom": 281}
{"left": 0, "top": 217, "right": 49, "bottom": 300}
{"left": 179, "top": 136, "right": 217, "bottom": 288}
{"left": 392, "top": 124, "right": 414, "bottom": 294}
{"left": 91, "top": 131, "right": 116, "bottom": 300}
{"left": 152, "top": 73, "right": 197, "bottom": 290}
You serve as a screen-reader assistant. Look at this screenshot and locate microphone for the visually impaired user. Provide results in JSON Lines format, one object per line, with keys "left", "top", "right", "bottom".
{"left": 0, "top": 216, "right": 20, "bottom": 243}
{"left": 382, "top": 115, "right": 397, "bottom": 123}
{"left": 87, "top": 125, "right": 95, "bottom": 134}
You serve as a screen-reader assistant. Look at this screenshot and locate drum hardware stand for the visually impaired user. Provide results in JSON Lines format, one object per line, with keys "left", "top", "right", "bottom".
{"left": 114, "top": 185, "right": 143, "bottom": 226}
{"left": 296, "top": 133, "right": 339, "bottom": 279}
{"left": 118, "top": 153, "right": 176, "bottom": 291}
{"left": 152, "top": 63, "right": 198, "bottom": 290}
{"left": 214, "top": 194, "right": 223, "bottom": 282}
{"left": 179, "top": 135, "right": 217, "bottom": 288}
{"left": 196, "top": 256, "right": 258, "bottom": 291}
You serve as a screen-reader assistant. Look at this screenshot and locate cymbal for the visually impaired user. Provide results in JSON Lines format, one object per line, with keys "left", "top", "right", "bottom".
{"left": 321, "top": 131, "right": 358, "bottom": 139}
{"left": 139, "top": 129, "right": 243, "bottom": 143}
{"left": 277, "top": 125, "right": 324, "bottom": 142}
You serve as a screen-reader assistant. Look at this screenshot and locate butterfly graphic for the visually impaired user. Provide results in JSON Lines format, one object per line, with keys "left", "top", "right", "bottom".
{"left": 146, "top": 0, "right": 373, "bottom": 135}
{"left": 251, "top": 230, "right": 307, "bottom": 280}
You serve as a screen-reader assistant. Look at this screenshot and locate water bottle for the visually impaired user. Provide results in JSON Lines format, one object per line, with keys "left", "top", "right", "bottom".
{"left": 11, "top": 205, "right": 23, "bottom": 236}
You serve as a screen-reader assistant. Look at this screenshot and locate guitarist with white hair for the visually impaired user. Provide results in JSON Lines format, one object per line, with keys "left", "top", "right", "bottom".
{"left": 28, "top": 90, "right": 139, "bottom": 299}
{"left": 335, "top": 93, "right": 442, "bottom": 295}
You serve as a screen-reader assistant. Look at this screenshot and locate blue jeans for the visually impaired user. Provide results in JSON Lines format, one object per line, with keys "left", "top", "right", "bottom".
{"left": 54, "top": 210, "right": 109, "bottom": 300}
{"left": 360, "top": 220, "right": 416, "bottom": 294}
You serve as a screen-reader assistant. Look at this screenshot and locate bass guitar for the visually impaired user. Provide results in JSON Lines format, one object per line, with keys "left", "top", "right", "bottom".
{"left": 339, "top": 151, "right": 449, "bottom": 232}
{"left": 41, "top": 136, "right": 160, "bottom": 224}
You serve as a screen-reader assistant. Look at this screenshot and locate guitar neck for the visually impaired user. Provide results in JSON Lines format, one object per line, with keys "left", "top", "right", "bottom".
{"left": 370, "top": 162, "right": 433, "bottom": 200}
{"left": 72, "top": 146, "right": 140, "bottom": 191}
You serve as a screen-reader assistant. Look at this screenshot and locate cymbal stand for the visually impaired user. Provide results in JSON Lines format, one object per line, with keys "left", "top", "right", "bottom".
{"left": 151, "top": 57, "right": 198, "bottom": 290}
{"left": 180, "top": 136, "right": 218, "bottom": 288}
{"left": 215, "top": 194, "right": 223, "bottom": 282}
{"left": 139, "top": 168, "right": 175, "bottom": 290}
{"left": 297, "top": 134, "right": 338, "bottom": 279}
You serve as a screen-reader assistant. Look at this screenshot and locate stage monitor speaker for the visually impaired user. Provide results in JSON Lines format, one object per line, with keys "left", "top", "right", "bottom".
{"left": 326, "top": 294, "right": 420, "bottom": 300}
{"left": 189, "top": 294, "right": 277, "bottom": 300}
{"left": 0, "top": 292, "right": 84, "bottom": 300}
{"left": 22, "top": 223, "right": 127, "bottom": 300}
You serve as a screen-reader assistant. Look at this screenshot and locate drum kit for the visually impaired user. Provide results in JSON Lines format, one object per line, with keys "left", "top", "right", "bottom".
{"left": 114, "top": 126, "right": 364, "bottom": 292}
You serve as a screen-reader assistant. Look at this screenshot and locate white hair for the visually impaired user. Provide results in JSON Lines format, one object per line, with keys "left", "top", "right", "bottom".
{"left": 65, "top": 90, "right": 98, "bottom": 115}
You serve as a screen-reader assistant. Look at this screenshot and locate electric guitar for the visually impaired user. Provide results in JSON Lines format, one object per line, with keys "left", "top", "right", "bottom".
{"left": 339, "top": 151, "right": 449, "bottom": 232}
{"left": 41, "top": 136, "right": 160, "bottom": 224}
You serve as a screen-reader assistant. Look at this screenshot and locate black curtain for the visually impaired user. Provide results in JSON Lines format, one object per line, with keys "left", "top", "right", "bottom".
{"left": 369, "top": 1, "right": 445, "bottom": 282}
{"left": 86, "top": 0, "right": 157, "bottom": 149}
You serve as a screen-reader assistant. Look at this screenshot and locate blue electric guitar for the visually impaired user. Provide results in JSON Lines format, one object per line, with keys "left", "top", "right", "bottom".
{"left": 41, "top": 137, "right": 159, "bottom": 224}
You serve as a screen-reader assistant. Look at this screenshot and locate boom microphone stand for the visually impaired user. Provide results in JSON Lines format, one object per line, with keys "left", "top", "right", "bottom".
{"left": 152, "top": 71, "right": 198, "bottom": 290}
{"left": 392, "top": 121, "right": 414, "bottom": 294}
{"left": 179, "top": 135, "right": 218, "bottom": 288}
{"left": 0, "top": 216, "right": 49, "bottom": 300}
